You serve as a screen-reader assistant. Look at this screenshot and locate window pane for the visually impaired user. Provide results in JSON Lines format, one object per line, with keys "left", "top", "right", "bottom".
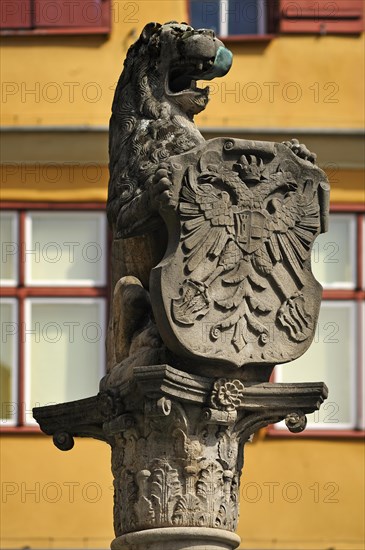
{"left": 228, "top": 0, "right": 262, "bottom": 35}
{"left": 190, "top": 0, "right": 265, "bottom": 36}
{"left": 275, "top": 301, "right": 356, "bottom": 430}
{"left": 190, "top": 0, "right": 220, "bottom": 35}
{"left": 0, "top": 211, "right": 18, "bottom": 285}
{"left": 311, "top": 214, "right": 356, "bottom": 289}
{"left": 361, "top": 302, "right": 365, "bottom": 430}
{"left": 25, "top": 299, "right": 105, "bottom": 425}
{"left": 25, "top": 212, "right": 107, "bottom": 286}
{"left": 0, "top": 299, "right": 18, "bottom": 424}
{"left": 362, "top": 215, "right": 365, "bottom": 291}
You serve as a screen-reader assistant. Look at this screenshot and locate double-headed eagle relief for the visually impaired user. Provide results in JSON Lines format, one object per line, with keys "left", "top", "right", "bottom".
{"left": 151, "top": 138, "right": 329, "bottom": 368}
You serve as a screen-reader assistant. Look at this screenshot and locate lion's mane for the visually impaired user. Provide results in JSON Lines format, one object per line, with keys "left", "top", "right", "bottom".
{"left": 107, "top": 22, "right": 206, "bottom": 241}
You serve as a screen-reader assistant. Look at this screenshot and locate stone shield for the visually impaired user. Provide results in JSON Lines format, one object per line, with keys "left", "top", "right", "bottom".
{"left": 150, "top": 138, "right": 330, "bottom": 369}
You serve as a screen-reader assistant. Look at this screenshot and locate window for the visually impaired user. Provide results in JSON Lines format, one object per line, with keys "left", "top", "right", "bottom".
{"left": 0, "top": 205, "right": 108, "bottom": 429}
{"left": 189, "top": 0, "right": 271, "bottom": 38}
{"left": 0, "top": 0, "right": 110, "bottom": 34}
{"left": 188, "top": 1, "right": 363, "bottom": 38}
{"left": 273, "top": 209, "right": 365, "bottom": 435}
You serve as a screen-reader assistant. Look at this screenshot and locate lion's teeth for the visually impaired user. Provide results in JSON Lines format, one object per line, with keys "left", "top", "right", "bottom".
{"left": 197, "top": 62, "right": 203, "bottom": 71}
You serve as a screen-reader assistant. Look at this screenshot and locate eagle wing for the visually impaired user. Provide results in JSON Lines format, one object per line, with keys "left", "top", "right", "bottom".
{"left": 179, "top": 166, "right": 236, "bottom": 274}
{"left": 261, "top": 179, "right": 321, "bottom": 285}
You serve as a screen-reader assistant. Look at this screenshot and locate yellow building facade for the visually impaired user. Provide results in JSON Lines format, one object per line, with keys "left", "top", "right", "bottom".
{"left": 1, "top": 1, "right": 364, "bottom": 549}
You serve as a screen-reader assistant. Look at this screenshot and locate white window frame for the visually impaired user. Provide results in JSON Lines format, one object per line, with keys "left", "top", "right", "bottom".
{"left": 0, "top": 211, "right": 19, "bottom": 287}
{"left": 0, "top": 297, "right": 18, "bottom": 426}
{"left": 362, "top": 215, "right": 365, "bottom": 291}
{"left": 312, "top": 213, "right": 357, "bottom": 290}
{"left": 25, "top": 211, "right": 107, "bottom": 287}
{"left": 24, "top": 297, "right": 106, "bottom": 425}
{"left": 360, "top": 302, "right": 365, "bottom": 431}
{"left": 214, "top": 0, "right": 267, "bottom": 38}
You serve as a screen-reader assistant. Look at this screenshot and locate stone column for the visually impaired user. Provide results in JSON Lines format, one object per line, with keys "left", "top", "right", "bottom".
{"left": 34, "top": 364, "right": 327, "bottom": 550}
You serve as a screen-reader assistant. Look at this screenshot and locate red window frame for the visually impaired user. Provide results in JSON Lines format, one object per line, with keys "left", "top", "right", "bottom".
{"left": 0, "top": 201, "right": 109, "bottom": 433}
{"left": 268, "top": 203, "right": 365, "bottom": 439}
{"left": 0, "top": 0, "right": 111, "bottom": 35}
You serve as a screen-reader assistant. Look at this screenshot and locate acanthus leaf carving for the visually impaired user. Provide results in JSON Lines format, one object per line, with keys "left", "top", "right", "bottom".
{"left": 110, "top": 394, "right": 243, "bottom": 534}
{"left": 172, "top": 492, "right": 202, "bottom": 526}
{"left": 150, "top": 460, "right": 182, "bottom": 525}
{"left": 218, "top": 431, "right": 239, "bottom": 471}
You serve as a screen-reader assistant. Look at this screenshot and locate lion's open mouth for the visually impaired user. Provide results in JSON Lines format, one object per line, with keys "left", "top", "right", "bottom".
{"left": 168, "top": 45, "right": 232, "bottom": 96}
{"left": 168, "top": 58, "right": 215, "bottom": 94}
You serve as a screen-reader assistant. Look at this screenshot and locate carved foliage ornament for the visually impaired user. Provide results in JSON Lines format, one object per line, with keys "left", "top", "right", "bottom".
{"left": 150, "top": 137, "right": 330, "bottom": 369}
{"left": 210, "top": 379, "right": 245, "bottom": 411}
{"left": 109, "top": 397, "right": 240, "bottom": 536}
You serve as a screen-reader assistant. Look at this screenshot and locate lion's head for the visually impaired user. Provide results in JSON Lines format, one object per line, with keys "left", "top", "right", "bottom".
{"left": 113, "top": 21, "right": 232, "bottom": 120}
{"left": 108, "top": 22, "right": 232, "bottom": 240}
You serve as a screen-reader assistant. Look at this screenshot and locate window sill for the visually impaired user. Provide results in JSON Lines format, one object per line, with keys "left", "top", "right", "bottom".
{"left": 0, "top": 26, "right": 110, "bottom": 36}
{"left": 0, "top": 425, "right": 43, "bottom": 434}
{"left": 218, "top": 33, "right": 275, "bottom": 43}
{"left": 3, "top": 425, "right": 364, "bottom": 438}
{"left": 267, "top": 427, "right": 365, "bottom": 439}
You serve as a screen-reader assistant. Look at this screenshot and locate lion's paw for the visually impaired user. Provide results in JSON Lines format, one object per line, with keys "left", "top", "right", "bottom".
{"left": 150, "top": 163, "right": 176, "bottom": 210}
{"left": 283, "top": 138, "right": 317, "bottom": 165}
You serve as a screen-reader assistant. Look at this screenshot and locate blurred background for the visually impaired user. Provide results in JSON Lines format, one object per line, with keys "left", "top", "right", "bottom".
{"left": 0, "top": 1, "right": 364, "bottom": 548}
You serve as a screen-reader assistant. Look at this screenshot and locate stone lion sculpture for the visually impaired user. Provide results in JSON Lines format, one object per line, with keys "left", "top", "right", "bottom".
{"left": 104, "top": 21, "right": 234, "bottom": 385}
{"left": 102, "top": 21, "right": 317, "bottom": 388}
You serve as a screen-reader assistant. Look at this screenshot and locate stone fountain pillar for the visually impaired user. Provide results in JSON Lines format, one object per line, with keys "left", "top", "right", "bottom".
{"left": 34, "top": 21, "right": 330, "bottom": 550}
